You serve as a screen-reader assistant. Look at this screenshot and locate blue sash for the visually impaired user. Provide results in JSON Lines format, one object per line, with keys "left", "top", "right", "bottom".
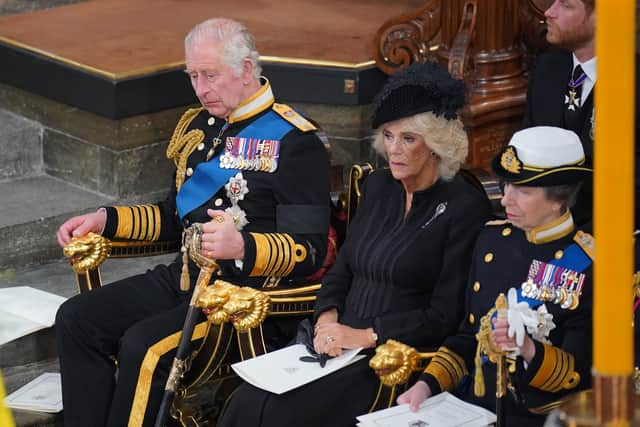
{"left": 176, "top": 111, "right": 294, "bottom": 219}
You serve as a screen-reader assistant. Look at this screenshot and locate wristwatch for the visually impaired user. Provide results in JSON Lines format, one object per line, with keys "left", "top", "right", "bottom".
{"left": 371, "top": 330, "right": 378, "bottom": 344}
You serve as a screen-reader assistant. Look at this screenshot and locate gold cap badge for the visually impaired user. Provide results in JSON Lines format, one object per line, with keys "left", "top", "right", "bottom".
{"left": 500, "top": 146, "right": 522, "bottom": 174}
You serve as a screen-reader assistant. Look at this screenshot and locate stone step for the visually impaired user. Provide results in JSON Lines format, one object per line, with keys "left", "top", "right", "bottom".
{"left": 0, "top": 254, "right": 178, "bottom": 364}
{"left": 1, "top": 253, "right": 176, "bottom": 426}
{"left": 3, "top": 358, "right": 63, "bottom": 427}
{"left": 0, "top": 175, "right": 115, "bottom": 270}
{"left": 0, "top": 109, "right": 42, "bottom": 180}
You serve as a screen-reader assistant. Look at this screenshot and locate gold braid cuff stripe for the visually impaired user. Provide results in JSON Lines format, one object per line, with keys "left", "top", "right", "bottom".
{"left": 127, "top": 322, "right": 208, "bottom": 427}
{"left": 249, "top": 233, "right": 307, "bottom": 277}
{"left": 529, "top": 343, "right": 580, "bottom": 392}
{"left": 114, "top": 205, "right": 161, "bottom": 241}
{"left": 424, "top": 346, "right": 468, "bottom": 392}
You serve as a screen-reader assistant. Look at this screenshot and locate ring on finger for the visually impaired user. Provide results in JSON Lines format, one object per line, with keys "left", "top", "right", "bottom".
{"left": 324, "top": 335, "right": 335, "bottom": 344}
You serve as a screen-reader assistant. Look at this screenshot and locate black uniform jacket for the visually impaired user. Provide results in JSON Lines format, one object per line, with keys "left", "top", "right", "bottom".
{"left": 313, "top": 169, "right": 492, "bottom": 348}
{"left": 420, "top": 215, "right": 593, "bottom": 424}
{"left": 523, "top": 48, "right": 640, "bottom": 226}
{"left": 101, "top": 81, "right": 330, "bottom": 288}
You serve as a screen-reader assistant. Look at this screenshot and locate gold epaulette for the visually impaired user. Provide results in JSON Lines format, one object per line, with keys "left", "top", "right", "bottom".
{"left": 272, "top": 103, "right": 317, "bottom": 132}
{"left": 485, "top": 219, "right": 511, "bottom": 226}
{"left": 573, "top": 230, "right": 595, "bottom": 260}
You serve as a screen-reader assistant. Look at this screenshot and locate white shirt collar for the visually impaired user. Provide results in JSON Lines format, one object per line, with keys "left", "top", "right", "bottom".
{"left": 573, "top": 54, "right": 597, "bottom": 83}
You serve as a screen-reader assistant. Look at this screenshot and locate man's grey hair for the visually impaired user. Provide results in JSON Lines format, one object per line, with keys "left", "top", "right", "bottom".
{"left": 371, "top": 112, "right": 468, "bottom": 180}
{"left": 184, "top": 18, "right": 262, "bottom": 79}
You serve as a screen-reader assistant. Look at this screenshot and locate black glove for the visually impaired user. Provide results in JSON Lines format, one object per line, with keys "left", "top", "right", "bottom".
{"left": 294, "top": 318, "right": 332, "bottom": 367}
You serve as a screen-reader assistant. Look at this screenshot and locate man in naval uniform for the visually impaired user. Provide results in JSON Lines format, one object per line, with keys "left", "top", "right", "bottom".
{"left": 55, "top": 18, "right": 330, "bottom": 427}
{"left": 523, "top": 0, "right": 640, "bottom": 226}
{"left": 398, "top": 126, "right": 594, "bottom": 427}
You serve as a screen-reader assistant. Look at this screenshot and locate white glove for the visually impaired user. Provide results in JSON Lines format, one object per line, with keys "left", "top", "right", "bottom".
{"left": 506, "top": 287, "right": 539, "bottom": 347}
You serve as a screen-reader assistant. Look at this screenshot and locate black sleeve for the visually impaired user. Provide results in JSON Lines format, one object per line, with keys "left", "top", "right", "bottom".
{"left": 241, "top": 130, "right": 331, "bottom": 279}
{"left": 420, "top": 234, "right": 495, "bottom": 393}
{"left": 102, "top": 173, "right": 183, "bottom": 242}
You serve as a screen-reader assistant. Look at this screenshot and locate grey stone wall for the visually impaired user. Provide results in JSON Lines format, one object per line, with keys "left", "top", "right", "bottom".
{"left": 0, "top": 82, "right": 376, "bottom": 199}
{"left": 0, "top": 109, "right": 42, "bottom": 180}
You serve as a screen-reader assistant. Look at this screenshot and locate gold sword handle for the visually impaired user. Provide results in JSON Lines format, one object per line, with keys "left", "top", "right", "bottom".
{"left": 495, "top": 296, "right": 508, "bottom": 398}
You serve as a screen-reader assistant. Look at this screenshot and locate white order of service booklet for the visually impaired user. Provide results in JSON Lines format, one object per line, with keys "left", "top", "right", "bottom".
{"left": 4, "top": 373, "right": 63, "bottom": 413}
{"left": 231, "top": 344, "right": 365, "bottom": 395}
{"left": 356, "top": 392, "right": 496, "bottom": 427}
{"left": 0, "top": 286, "right": 67, "bottom": 346}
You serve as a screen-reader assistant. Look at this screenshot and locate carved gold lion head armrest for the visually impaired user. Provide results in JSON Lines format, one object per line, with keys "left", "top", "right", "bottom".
{"left": 369, "top": 339, "right": 436, "bottom": 387}
{"left": 197, "top": 282, "right": 321, "bottom": 332}
{"left": 63, "top": 232, "right": 112, "bottom": 274}
{"left": 220, "top": 287, "right": 271, "bottom": 332}
{"left": 196, "top": 280, "right": 241, "bottom": 324}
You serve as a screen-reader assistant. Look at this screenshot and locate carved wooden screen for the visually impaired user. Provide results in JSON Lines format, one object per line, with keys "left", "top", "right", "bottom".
{"left": 373, "top": 0, "right": 554, "bottom": 171}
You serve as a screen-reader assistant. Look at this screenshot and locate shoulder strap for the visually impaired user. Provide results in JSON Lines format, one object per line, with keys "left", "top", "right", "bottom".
{"left": 272, "top": 103, "right": 317, "bottom": 132}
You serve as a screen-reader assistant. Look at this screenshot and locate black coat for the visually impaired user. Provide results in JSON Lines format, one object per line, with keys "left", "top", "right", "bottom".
{"left": 102, "top": 104, "right": 331, "bottom": 287}
{"left": 314, "top": 169, "right": 492, "bottom": 347}
{"left": 219, "top": 169, "right": 493, "bottom": 427}
{"left": 421, "top": 219, "right": 593, "bottom": 427}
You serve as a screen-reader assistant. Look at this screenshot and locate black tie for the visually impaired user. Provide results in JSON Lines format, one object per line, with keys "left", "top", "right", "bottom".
{"left": 564, "top": 64, "right": 586, "bottom": 130}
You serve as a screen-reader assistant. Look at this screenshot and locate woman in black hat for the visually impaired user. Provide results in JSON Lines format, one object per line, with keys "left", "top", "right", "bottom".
{"left": 217, "top": 61, "right": 492, "bottom": 427}
{"left": 398, "top": 126, "right": 594, "bottom": 427}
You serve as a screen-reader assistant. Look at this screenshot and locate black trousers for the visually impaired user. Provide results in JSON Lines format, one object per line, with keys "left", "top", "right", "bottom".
{"left": 56, "top": 260, "right": 301, "bottom": 427}
{"left": 218, "top": 356, "right": 379, "bottom": 427}
{"left": 56, "top": 261, "right": 201, "bottom": 427}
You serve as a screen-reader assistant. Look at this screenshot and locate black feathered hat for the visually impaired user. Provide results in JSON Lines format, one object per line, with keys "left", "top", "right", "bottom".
{"left": 371, "top": 61, "right": 466, "bottom": 129}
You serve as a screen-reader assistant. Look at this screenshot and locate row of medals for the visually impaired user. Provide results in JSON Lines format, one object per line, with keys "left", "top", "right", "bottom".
{"left": 521, "top": 280, "right": 580, "bottom": 310}
{"left": 218, "top": 140, "right": 278, "bottom": 173}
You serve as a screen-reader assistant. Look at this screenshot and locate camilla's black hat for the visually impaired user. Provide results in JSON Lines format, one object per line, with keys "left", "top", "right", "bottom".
{"left": 491, "top": 126, "right": 592, "bottom": 186}
{"left": 371, "top": 61, "right": 466, "bottom": 129}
